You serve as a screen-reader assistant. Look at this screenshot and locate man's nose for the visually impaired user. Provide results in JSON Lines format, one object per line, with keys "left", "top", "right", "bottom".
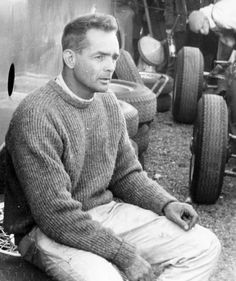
{"left": 104, "top": 57, "right": 116, "bottom": 72}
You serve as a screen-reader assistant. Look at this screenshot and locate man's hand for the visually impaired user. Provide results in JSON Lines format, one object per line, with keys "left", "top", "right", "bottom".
{"left": 123, "top": 254, "right": 155, "bottom": 281}
{"left": 163, "top": 201, "right": 198, "bottom": 231}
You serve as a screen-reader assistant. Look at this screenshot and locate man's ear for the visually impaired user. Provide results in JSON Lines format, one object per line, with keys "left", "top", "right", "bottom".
{"left": 63, "top": 49, "right": 76, "bottom": 69}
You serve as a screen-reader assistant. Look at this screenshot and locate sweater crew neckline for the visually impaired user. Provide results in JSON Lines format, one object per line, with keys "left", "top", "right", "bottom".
{"left": 48, "top": 80, "right": 97, "bottom": 109}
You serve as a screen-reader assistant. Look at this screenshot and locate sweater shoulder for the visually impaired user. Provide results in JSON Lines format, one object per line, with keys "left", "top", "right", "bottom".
{"left": 97, "top": 91, "right": 124, "bottom": 118}
{"left": 16, "top": 82, "right": 57, "bottom": 113}
{"left": 99, "top": 90, "right": 119, "bottom": 105}
{"left": 7, "top": 82, "right": 59, "bottom": 138}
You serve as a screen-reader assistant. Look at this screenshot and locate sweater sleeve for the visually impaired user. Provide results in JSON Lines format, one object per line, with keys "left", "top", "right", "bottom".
{"left": 109, "top": 109, "right": 178, "bottom": 215}
{"left": 6, "top": 106, "right": 136, "bottom": 270}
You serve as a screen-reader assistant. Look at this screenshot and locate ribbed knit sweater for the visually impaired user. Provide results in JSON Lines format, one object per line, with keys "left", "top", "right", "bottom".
{"left": 4, "top": 80, "right": 177, "bottom": 269}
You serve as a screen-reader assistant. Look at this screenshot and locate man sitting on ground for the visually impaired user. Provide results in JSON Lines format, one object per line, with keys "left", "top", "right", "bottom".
{"left": 4, "top": 13, "right": 220, "bottom": 281}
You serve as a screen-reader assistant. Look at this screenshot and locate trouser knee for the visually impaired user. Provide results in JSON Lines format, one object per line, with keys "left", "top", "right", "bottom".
{"left": 198, "top": 227, "right": 221, "bottom": 264}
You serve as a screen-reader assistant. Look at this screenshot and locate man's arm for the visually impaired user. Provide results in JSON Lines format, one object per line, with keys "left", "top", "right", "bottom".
{"left": 109, "top": 103, "right": 198, "bottom": 231}
{"left": 6, "top": 105, "right": 136, "bottom": 270}
{"left": 109, "top": 110, "right": 178, "bottom": 215}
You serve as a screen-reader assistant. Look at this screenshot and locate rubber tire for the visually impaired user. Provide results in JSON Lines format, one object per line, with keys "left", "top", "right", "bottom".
{"left": 110, "top": 79, "right": 156, "bottom": 124}
{"left": 130, "top": 139, "right": 139, "bottom": 157}
{"left": 157, "top": 93, "right": 172, "bottom": 113}
{"left": 189, "top": 94, "right": 228, "bottom": 204}
{"left": 172, "top": 47, "right": 204, "bottom": 124}
{"left": 115, "top": 49, "right": 144, "bottom": 85}
{"left": 117, "top": 28, "right": 125, "bottom": 50}
{"left": 118, "top": 100, "right": 139, "bottom": 138}
{"left": 132, "top": 123, "right": 150, "bottom": 155}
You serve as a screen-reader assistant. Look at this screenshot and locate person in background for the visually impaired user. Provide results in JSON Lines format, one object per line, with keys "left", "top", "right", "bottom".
{"left": 165, "top": 0, "right": 217, "bottom": 74}
{"left": 4, "top": 13, "right": 220, "bottom": 281}
{"left": 188, "top": 0, "right": 236, "bottom": 58}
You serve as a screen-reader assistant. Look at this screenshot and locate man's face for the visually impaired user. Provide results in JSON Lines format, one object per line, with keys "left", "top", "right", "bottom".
{"left": 199, "top": 17, "right": 210, "bottom": 35}
{"left": 72, "top": 28, "right": 119, "bottom": 96}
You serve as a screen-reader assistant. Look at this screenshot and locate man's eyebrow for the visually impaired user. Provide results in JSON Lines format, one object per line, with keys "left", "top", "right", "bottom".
{"left": 93, "top": 51, "right": 120, "bottom": 58}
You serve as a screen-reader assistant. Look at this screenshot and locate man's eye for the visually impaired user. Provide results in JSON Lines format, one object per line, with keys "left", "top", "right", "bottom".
{"left": 95, "top": 55, "right": 104, "bottom": 61}
{"left": 113, "top": 55, "right": 119, "bottom": 62}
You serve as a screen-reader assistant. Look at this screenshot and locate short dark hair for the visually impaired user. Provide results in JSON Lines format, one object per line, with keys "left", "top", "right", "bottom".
{"left": 61, "top": 13, "right": 118, "bottom": 51}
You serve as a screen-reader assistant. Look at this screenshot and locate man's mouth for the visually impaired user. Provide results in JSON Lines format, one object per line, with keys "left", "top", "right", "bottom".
{"left": 99, "top": 78, "right": 111, "bottom": 84}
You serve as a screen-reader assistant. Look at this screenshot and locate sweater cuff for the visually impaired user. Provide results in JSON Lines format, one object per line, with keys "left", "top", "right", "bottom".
{"left": 151, "top": 182, "right": 179, "bottom": 215}
{"left": 111, "top": 240, "right": 137, "bottom": 269}
{"left": 161, "top": 199, "right": 179, "bottom": 215}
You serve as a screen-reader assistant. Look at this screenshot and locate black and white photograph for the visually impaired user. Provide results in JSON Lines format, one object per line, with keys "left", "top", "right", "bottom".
{"left": 0, "top": 0, "right": 235, "bottom": 280}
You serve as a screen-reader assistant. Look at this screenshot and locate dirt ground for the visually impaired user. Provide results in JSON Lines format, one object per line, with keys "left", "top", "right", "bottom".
{"left": 144, "top": 110, "right": 236, "bottom": 281}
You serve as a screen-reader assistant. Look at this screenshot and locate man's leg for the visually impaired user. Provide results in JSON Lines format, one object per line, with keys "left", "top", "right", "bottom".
{"left": 18, "top": 202, "right": 220, "bottom": 281}
{"left": 91, "top": 202, "right": 221, "bottom": 281}
{"left": 18, "top": 226, "right": 123, "bottom": 281}
{"left": 124, "top": 214, "right": 220, "bottom": 281}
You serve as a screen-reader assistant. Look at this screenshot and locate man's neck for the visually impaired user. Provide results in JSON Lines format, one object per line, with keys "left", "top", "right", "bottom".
{"left": 56, "top": 73, "right": 94, "bottom": 102}
{"left": 62, "top": 69, "right": 95, "bottom": 100}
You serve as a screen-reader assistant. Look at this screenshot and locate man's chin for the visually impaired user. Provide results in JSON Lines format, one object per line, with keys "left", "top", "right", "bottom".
{"left": 94, "top": 84, "right": 110, "bottom": 93}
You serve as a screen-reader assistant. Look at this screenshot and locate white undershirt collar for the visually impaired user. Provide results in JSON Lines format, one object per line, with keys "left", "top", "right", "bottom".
{"left": 55, "top": 74, "right": 94, "bottom": 103}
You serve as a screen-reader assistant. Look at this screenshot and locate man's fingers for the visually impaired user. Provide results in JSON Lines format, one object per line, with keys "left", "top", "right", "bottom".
{"left": 164, "top": 202, "right": 199, "bottom": 231}
{"left": 172, "top": 213, "right": 190, "bottom": 231}
{"left": 182, "top": 206, "right": 199, "bottom": 229}
{"left": 181, "top": 214, "right": 195, "bottom": 230}
{"left": 188, "top": 212, "right": 198, "bottom": 229}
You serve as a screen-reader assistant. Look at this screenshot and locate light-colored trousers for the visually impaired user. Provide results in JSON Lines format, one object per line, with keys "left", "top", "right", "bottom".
{"left": 18, "top": 201, "right": 221, "bottom": 281}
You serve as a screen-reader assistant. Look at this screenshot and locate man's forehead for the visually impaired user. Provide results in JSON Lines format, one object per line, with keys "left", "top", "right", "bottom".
{"left": 84, "top": 29, "right": 119, "bottom": 51}
{"left": 86, "top": 28, "right": 117, "bottom": 39}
